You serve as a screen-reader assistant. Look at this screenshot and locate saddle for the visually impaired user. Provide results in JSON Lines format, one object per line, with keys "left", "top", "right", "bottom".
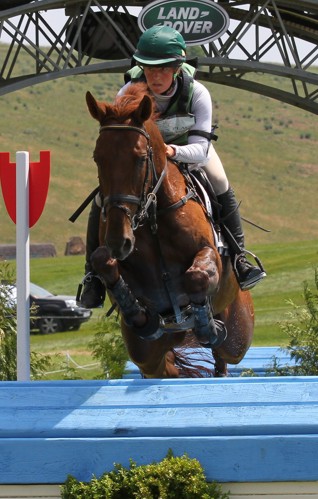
{"left": 181, "top": 166, "right": 229, "bottom": 257}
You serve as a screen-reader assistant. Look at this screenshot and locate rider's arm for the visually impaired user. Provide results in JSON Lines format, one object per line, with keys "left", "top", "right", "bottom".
{"left": 118, "top": 80, "right": 212, "bottom": 164}
{"left": 168, "top": 80, "right": 212, "bottom": 164}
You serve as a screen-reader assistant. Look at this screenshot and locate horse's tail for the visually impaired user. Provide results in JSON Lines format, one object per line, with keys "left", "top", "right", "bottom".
{"left": 171, "top": 334, "right": 215, "bottom": 378}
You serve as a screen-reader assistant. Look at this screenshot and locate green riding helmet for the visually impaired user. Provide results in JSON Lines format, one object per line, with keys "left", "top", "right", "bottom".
{"left": 133, "top": 25, "right": 186, "bottom": 66}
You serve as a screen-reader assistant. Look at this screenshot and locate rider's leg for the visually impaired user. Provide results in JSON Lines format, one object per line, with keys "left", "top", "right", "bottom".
{"left": 202, "top": 146, "right": 266, "bottom": 290}
{"left": 216, "top": 186, "right": 266, "bottom": 290}
{"left": 79, "top": 197, "right": 105, "bottom": 308}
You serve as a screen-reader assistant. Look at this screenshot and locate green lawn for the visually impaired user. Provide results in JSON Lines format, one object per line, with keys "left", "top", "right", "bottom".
{"left": 28, "top": 255, "right": 107, "bottom": 379}
{"left": 250, "top": 240, "right": 317, "bottom": 345}
{"left": 30, "top": 314, "right": 103, "bottom": 380}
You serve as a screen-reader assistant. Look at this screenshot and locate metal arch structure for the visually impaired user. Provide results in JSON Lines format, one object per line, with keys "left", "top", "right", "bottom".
{"left": 0, "top": 0, "right": 318, "bottom": 114}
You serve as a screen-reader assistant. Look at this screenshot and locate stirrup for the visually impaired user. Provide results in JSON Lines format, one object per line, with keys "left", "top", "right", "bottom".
{"left": 233, "top": 250, "right": 267, "bottom": 291}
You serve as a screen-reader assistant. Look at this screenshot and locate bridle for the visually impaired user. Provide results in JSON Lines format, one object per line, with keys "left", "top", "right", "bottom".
{"left": 98, "top": 124, "right": 167, "bottom": 232}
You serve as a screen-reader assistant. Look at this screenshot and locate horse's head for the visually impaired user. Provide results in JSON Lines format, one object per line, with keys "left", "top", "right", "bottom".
{"left": 86, "top": 84, "right": 165, "bottom": 260}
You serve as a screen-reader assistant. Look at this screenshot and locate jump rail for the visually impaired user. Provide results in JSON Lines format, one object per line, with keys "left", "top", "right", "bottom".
{"left": 0, "top": 347, "right": 317, "bottom": 498}
{"left": 124, "top": 346, "right": 297, "bottom": 378}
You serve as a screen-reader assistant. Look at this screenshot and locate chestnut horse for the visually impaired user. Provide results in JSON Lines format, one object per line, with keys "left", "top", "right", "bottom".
{"left": 86, "top": 83, "right": 254, "bottom": 378}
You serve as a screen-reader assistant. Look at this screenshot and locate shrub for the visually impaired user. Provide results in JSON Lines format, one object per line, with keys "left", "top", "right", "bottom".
{"left": 89, "top": 315, "right": 128, "bottom": 379}
{"left": 60, "top": 452, "right": 229, "bottom": 499}
{"left": 269, "top": 267, "right": 318, "bottom": 376}
{"left": 0, "top": 264, "right": 17, "bottom": 380}
{"left": 0, "top": 262, "right": 52, "bottom": 380}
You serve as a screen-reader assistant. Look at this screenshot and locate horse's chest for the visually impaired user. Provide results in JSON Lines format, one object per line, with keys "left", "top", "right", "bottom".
{"left": 158, "top": 224, "right": 211, "bottom": 259}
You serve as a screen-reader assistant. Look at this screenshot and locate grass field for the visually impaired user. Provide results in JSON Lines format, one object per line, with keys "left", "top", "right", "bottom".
{"left": 12, "top": 238, "right": 315, "bottom": 379}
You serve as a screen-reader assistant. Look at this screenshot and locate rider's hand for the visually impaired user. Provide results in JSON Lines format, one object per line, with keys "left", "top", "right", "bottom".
{"left": 165, "top": 144, "right": 176, "bottom": 158}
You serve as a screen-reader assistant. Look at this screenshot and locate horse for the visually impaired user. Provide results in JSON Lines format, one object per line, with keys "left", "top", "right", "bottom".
{"left": 85, "top": 83, "right": 254, "bottom": 378}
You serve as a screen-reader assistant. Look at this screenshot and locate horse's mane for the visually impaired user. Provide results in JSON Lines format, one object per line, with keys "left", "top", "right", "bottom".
{"left": 104, "top": 82, "right": 158, "bottom": 123}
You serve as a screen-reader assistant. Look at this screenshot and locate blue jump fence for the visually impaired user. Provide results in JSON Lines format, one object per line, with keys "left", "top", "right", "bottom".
{"left": 0, "top": 347, "right": 317, "bottom": 486}
{"left": 124, "top": 345, "right": 296, "bottom": 378}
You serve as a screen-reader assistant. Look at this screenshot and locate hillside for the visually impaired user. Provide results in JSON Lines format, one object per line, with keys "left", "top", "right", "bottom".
{"left": 0, "top": 43, "right": 317, "bottom": 256}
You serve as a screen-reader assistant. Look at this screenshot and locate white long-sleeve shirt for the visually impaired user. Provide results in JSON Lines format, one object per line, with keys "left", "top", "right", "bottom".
{"left": 117, "top": 78, "right": 213, "bottom": 165}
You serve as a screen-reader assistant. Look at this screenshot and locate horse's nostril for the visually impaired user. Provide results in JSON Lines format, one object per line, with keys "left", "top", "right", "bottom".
{"left": 123, "top": 238, "right": 132, "bottom": 254}
{"left": 106, "top": 237, "right": 134, "bottom": 261}
{"left": 115, "top": 239, "right": 133, "bottom": 260}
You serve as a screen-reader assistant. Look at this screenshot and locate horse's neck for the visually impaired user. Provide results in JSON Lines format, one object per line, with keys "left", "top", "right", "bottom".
{"left": 147, "top": 122, "right": 187, "bottom": 204}
{"left": 157, "top": 159, "right": 187, "bottom": 207}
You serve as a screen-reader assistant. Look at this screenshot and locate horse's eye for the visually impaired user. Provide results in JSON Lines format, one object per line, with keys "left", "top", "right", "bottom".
{"left": 136, "top": 156, "right": 147, "bottom": 168}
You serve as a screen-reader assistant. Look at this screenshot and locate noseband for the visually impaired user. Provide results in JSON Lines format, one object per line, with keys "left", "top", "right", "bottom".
{"left": 99, "top": 124, "right": 167, "bottom": 231}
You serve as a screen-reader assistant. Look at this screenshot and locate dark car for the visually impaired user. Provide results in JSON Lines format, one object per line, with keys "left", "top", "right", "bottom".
{"left": 1, "top": 282, "right": 92, "bottom": 334}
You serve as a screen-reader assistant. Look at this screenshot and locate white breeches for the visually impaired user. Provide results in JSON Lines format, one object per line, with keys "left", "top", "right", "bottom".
{"left": 188, "top": 144, "right": 229, "bottom": 196}
{"left": 202, "top": 144, "right": 229, "bottom": 196}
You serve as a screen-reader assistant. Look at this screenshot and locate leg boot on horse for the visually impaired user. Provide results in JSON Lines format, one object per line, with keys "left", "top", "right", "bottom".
{"left": 91, "top": 247, "right": 163, "bottom": 340}
{"left": 183, "top": 246, "right": 227, "bottom": 348}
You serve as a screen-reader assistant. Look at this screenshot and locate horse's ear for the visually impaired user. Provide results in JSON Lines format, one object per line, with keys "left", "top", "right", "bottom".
{"left": 133, "top": 94, "right": 153, "bottom": 124}
{"left": 86, "top": 91, "right": 106, "bottom": 123}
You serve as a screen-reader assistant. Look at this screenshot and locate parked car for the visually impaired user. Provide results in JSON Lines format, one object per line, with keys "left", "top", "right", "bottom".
{"left": 1, "top": 282, "right": 92, "bottom": 334}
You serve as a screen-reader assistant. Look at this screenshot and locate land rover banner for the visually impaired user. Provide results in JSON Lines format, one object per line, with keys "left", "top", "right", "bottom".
{"left": 138, "top": 0, "right": 230, "bottom": 45}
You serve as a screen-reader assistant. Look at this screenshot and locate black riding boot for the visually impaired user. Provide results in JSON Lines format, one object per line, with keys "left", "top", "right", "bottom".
{"left": 217, "top": 187, "right": 266, "bottom": 291}
{"left": 78, "top": 199, "right": 105, "bottom": 308}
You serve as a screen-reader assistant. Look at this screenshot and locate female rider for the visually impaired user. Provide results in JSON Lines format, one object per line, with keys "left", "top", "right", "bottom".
{"left": 80, "top": 25, "right": 266, "bottom": 308}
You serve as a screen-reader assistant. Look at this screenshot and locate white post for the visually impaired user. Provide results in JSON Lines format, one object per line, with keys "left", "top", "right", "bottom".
{"left": 16, "top": 151, "right": 30, "bottom": 381}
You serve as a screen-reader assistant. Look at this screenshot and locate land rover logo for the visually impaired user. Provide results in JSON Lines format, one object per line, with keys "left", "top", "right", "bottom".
{"left": 138, "top": 0, "right": 230, "bottom": 45}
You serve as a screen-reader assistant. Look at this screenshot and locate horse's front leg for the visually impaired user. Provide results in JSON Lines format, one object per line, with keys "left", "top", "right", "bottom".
{"left": 184, "top": 246, "right": 227, "bottom": 348}
{"left": 91, "top": 247, "right": 162, "bottom": 340}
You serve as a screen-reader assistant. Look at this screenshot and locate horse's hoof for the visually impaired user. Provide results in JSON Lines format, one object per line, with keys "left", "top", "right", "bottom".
{"left": 134, "top": 313, "right": 163, "bottom": 341}
{"left": 214, "top": 369, "right": 228, "bottom": 378}
{"left": 77, "top": 273, "right": 105, "bottom": 308}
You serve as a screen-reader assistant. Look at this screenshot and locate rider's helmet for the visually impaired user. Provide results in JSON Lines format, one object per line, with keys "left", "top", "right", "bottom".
{"left": 133, "top": 25, "right": 186, "bottom": 66}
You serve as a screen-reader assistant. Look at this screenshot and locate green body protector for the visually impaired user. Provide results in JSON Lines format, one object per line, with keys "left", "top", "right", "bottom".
{"left": 124, "top": 63, "right": 196, "bottom": 145}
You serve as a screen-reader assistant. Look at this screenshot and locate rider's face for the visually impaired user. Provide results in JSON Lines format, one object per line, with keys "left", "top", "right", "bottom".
{"left": 142, "top": 66, "right": 176, "bottom": 94}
